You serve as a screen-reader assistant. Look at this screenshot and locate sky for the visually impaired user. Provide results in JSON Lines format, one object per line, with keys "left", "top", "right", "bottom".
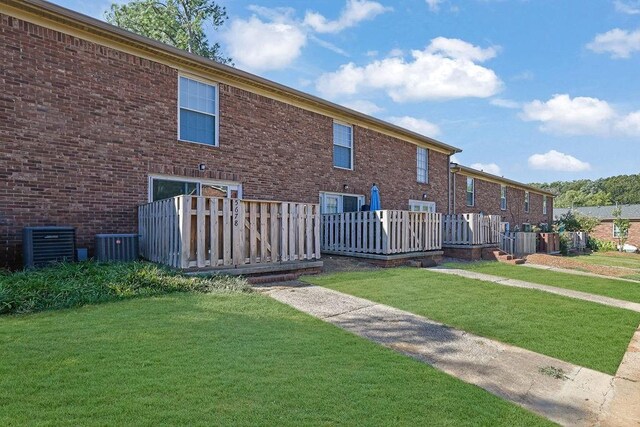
{"left": 50, "top": 0, "right": 640, "bottom": 184}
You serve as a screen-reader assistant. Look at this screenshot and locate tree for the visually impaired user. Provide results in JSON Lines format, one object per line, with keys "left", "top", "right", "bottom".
{"left": 612, "top": 206, "right": 630, "bottom": 251}
{"left": 555, "top": 211, "right": 600, "bottom": 233}
{"left": 106, "top": 0, "right": 232, "bottom": 64}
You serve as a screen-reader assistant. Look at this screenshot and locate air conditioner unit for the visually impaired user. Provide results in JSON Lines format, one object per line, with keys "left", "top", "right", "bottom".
{"left": 23, "top": 226, "right": 76, "bottom": 268}
{"left": 95, "top": 234, "right": 139, "bottom": 262}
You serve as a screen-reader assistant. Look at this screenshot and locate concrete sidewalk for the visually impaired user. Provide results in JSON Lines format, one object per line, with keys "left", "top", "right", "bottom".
{"left": 429, "top": 268, "right": 640, "bottom": 313}
{"left": 262, "top": 283, "right": 616, "bottom": 426}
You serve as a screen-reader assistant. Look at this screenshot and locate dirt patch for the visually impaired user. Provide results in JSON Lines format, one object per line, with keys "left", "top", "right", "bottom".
{"left": 320, "top": 255, "right": 381, "bottom": 274}
{"left": 526, "top": 253, "right": 637, "bottom": 278}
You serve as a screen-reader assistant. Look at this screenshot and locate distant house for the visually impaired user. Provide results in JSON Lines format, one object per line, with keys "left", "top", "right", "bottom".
{"left": 554, "top": 205, "right": 640, "bottom": 247}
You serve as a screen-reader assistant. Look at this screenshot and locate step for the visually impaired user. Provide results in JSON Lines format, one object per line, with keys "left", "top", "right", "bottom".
{"left": 248, "top": 273, "right": 300, "bottom": 285}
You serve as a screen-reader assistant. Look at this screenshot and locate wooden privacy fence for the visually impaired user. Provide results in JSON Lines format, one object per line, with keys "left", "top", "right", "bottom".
{"left": 321, "top": 210, "right": 442, "bottom": 255}
{"left": 138, "top": 196, "right": 321, "bottom": 269}
{"left": 565, "top": 231, "right": 588, "bottom": 252}
{"left": 443, "top": 214, "right": 501, "bottom": 245}
{"left": 537, "top": 232, "right": 561, "bottom": 254}
{"left": 500, "top": 232, "right": 537, "bottom": 258}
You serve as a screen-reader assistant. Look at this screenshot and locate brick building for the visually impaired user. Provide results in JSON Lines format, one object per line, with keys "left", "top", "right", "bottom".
{"left": 450, "top": 164, "right": 554, "bottom": 230}
{"left": 0, "top": 0, "right": 552, "bottom": 268}
{"left": 554, "top": 205, "right": 640, "bottom": 248}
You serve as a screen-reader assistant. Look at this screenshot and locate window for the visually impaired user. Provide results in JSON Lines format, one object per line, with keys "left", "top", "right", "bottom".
{"left": 543, "top": 195, "right": 547, "bottom": 215}
{"left": 466, "top": 177, "right": 474, "bottom": 206}
{"left": 409, "top": 200, "right": 436, "bottom": 213}
{"left": 333, "top": 122, "right": 353, "bottom": 169}
{"left": 417, "top": 147, "right": 428, "bottom": 183}
{"left": 524, "top": 191, "right": 530, "bottom": 213}
{"left": 149, "top": 176, "right": 241, "bottom": 202}
{"left": 319, "top": 192, "right": 364, "bottom": 214}
{"left": 500, "top": 185, "right": 507, "bottom": 211}
{"left": 179, "top": 76, "right": 217, "bottom": 146}
{"left": 613, "top": 224, "right": 626, "bottom": 238}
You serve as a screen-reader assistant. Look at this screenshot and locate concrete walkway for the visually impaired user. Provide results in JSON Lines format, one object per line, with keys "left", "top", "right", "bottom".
{"left": 262, "top": 283, "right": 616, "bottom": 426}
{"left": 521, "top": 263, "right": 640, "bottom": 284}
{"left": 429, "top": 268, "right": 640, "bottom": 313}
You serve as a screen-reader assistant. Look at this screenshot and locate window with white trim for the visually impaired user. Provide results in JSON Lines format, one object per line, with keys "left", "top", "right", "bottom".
{"left": 524, "top": 191, "right": 530, "bottom": 213}
{"left": 417, "top": 147, "right": 428, "bottom": 183}
{"left": 613, "top": 223, "right": 626, "bottom": 238}
{"left": 319, "top": 192, "right": 364, "bottom": 214}
{"left": 500, "top": 185, "right": 507, "bottom": 211}
{"left": 466, "top": 177, "right": 474, "bottom": 207}
{"left": 179, "top": 76, "right": 218, "bottom": 146}
{"left": 333, "top": 122, "right": 353, "bottom": 169}
{"left": 543, "top": 195, "right": 547, "bottom": 214}
{"left": 409, "top": 200, "right": 436, "bottom": 213}
{"left": 149, "top": 176, "right": 241, "bottom": 202}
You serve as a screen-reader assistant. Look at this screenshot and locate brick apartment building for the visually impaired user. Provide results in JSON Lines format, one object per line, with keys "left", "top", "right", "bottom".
{"left": 554, "top": 205, "right": 640, "bottom": 248}
{"left": 0, "top": 0, "right": 553, "bottom": 268}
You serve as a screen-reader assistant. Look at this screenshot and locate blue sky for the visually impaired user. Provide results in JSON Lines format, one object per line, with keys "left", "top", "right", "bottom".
{"left": 52, "top": 0, "right": 640, "bottom": 183}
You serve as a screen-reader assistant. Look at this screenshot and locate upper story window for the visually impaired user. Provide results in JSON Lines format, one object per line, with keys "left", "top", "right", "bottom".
{"left": 500, "top": 185, "right": 507, "bottom": 210}
{"left": 179, "top": 76, "right": 218, "bottom": 146}
{"left": 417, "top": 147, "right": 428, "bottom": 183}
{"left": 543, "top": 195, "right": 548, "bottom": 214}
{"left": 524, "top": 191, "right": 530, "bottom": 213}
{"left": 466, "top": 177, "right": 475, "bottom": 207}
{"left": 333, "top": 122, "right": 353, "bottom": 170}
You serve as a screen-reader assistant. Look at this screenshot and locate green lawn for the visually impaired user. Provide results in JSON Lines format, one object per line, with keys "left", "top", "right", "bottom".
{"left": 446, "top": 261, "right": 640, "bottom": 303}
{"left": 305, "top": 268, "right": 640, "bottom": 375}
{"left": 571, "top": 252, "right": 640, "bottom": 270}
{"left": 0, "top": 293, "right": 551, "bottom": 426}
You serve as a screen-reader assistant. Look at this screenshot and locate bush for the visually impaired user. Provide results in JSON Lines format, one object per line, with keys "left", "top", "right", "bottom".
{"left": 0, "top": 261, "right": 251, "bottom": 315}
{"left": 587, "top": 237, "right": 617, "bottom": 252}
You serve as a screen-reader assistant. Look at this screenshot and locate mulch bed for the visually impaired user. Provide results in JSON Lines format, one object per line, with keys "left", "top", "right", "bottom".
{"left": 526, "top": 253, "right": 638, "bottom": 278}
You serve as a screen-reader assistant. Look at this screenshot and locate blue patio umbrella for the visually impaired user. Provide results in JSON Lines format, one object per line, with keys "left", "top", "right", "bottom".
{"left": 370, "top": 184, "right": 381, "bottom": 211}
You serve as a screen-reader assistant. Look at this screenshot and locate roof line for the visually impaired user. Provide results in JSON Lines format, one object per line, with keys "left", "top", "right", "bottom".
{"left": 2, "top": 0, "right": 462, "bottom": 154}
{"left": 450, "top": 163, "right": 555, "bottom": 196}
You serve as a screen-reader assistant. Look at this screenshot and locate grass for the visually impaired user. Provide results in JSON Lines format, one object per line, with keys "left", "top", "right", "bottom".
{"left": 0, "top": 293, "right": 551, "bottom": 426}
{"left": 0, "top": 261, "right": 250, "bottom": 314}
{"left": 305, "top": 268, "right": 640, "bottom": 375}
{"left": 573, "top": 252, "right": 640, "bottom": 269}
{"left": 446, "top": 261, "right": 640, "bottom": 303}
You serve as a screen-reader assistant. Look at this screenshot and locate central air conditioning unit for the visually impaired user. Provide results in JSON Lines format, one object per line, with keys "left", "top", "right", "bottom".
{"left": 95, "top": 234, "right": 139, "bottom": 262}
{"left": 23, "top": 226, "right": 76, "bottom": 268}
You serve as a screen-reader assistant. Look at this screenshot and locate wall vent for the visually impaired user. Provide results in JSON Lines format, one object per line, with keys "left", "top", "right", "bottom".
{"left": 23, "top": 226, "right": 76, "bottom": 268}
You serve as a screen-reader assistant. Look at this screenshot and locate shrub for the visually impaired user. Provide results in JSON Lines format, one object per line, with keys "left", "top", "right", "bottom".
{"left": 587, "top": 237, "right": 617, "bottom": 252}
{"left": 0, "top": 261, "right": 251, "bottom": 315}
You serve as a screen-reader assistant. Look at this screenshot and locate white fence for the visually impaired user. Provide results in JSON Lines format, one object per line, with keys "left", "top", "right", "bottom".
{"left": 500, "top": 232, "right": 537, "bottom": 258}
{"left": 443, "top": 214, "right": 501, "bottom": 245}
{"left": 138, "top": 196, "right": 321, "bottom": 269}
{"left": 565, "top": 231, "right": 588, "bottom": 252}
{"left": 321, "top": 210, "right": 442, "bottom": 255}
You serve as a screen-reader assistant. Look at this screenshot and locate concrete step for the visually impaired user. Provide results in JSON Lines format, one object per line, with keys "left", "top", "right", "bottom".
{"left": 247, "top": 273, "right": 300, "bottom": 285}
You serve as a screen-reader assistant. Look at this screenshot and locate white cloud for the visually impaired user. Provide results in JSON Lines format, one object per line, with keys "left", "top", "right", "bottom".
{"left": 490, "top": 98, "right": 520, "bottom": 109}
{"left": 615, "top": 111, "right": 640, "bottom": 136}
{"left": 450, "top": 154, "right": 461, "bottom": 164}
{"left": 388, "top": 48, "right": 404, "bottom": 57}
{"left": 586, "top": 28, "right": 640, "bottom": 59}
{"left": 303, "top": 0, "right": 391, "bottom": 34}
{"left": 426, "top": 0, "right": 444, "bottom": 12}
{"left": 520, "top": 93, "right": 640, "bottom": 137}
{"left": 316, "top": 37, "right": 502, "bottom": 102}
{"left": 223, "top": 16, "right": 306, "bottom": 72}
{"left": 470, "top": 162, "right": 502, "bottom": 175}
{"left": 528, "top": 150, "right": 591, "bottom": 172}
{"left": 520, "top": 94, "right": 616, "bottom": 135}
{"left": 614, "top": 0, "right": 640, "bottom": 15}
{"left": 340, "top": 100, "right": 384, "bottom": 115}
{"left": 387, "top": 116, "right": 441, "bottom": 137}
{"left": 366, "top": 50, "right": 379, "bottom": 57}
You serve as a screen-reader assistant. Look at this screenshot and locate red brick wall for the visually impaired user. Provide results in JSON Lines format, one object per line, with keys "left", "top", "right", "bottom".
{"left": 451, "top": 173, "right": 553, "bottom": 228}
{"left": 591, "top": 221, "right": 640, "bottom": 247}
{"left": 0, "top": 14, "right": 450, "bottom": 268}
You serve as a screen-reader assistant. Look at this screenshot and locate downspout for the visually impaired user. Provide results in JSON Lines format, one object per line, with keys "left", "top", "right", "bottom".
{"left": 447, "top": 156, "right": 451, "bottom": 214}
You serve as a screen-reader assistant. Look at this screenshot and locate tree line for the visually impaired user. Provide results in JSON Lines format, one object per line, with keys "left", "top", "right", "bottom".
{"left": 530, "top": 174, "right": 640, "bottom": 208}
